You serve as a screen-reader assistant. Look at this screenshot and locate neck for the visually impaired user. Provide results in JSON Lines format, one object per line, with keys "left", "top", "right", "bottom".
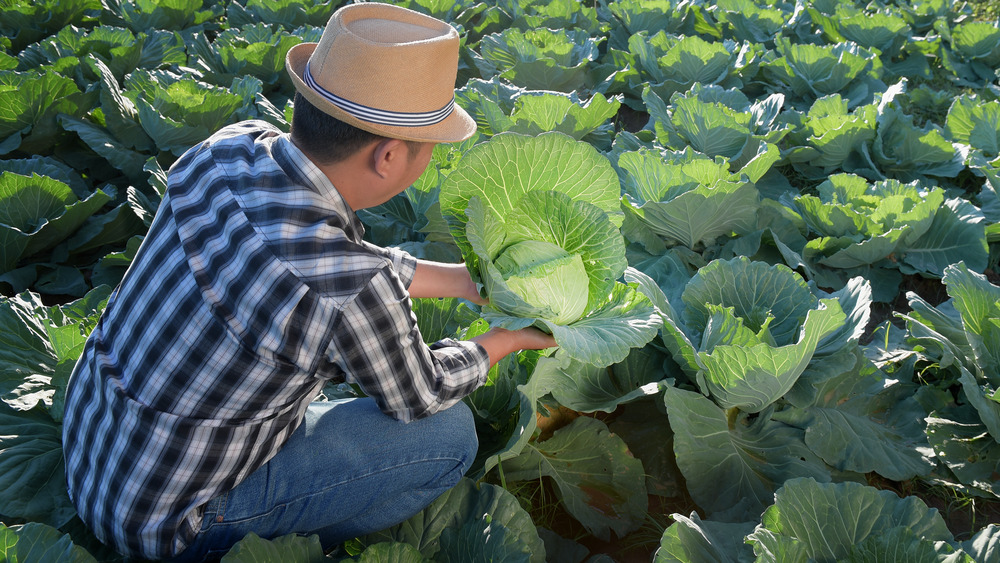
{"left": 292, "top": 138, "right": 388, "bottom": 211}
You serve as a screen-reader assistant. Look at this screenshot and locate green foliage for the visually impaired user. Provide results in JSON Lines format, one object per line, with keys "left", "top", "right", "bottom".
{"left": 4, "top": 0, "right": 1000, "bottom": 560}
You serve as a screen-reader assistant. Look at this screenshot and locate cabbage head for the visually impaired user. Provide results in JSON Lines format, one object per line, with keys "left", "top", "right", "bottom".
{"left": 440, "top": 132, "right": 661, "bottom": 367}
{"left": 492, "top": 240, "right": 588, "bottom": 325}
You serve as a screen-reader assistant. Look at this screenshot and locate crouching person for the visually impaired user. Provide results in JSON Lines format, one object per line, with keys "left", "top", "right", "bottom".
{"left": 61, "top": 4, "right": 555, "bottom": 560}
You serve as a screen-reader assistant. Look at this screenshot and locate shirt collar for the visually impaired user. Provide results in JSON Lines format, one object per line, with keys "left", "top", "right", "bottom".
{"left": 274, "top": 134, "right": 367, "bottom": 239}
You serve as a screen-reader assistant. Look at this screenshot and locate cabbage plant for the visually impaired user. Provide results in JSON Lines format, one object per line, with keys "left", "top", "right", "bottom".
{"left": 599, "top": 0, "right": 695, "bottom": 51}
{"left": 899, "top": 262, "right": 1000, "bottom": 498}
{"left": 660, "top": 257, "right": 848, "bottom": 413}
{"left": 775, "top": 173, "right": 988, "bottom": 300}
{"left": 784, "top": 94, "right": 879, "bottom": 180}
{"left": 643, "top": 83, "right": 788, "bottom": 170}
{"left": 623, "top": 31, "right": 763, "bottom": 102}
{"left": 439, "top": 132, "right": 660, "bottom": 367}
{"left": 473, "top": 27, "right": 605, "bottom": 93}
{"left": 615, "top": 147, "right": 769, "bottom": 250}
{"left": 708, "top": 0, "right": 791, "bottom": 45}
{"left": 456, "top": 77, "right": 621, "bottom": 148}
{"left": 760, "top": 36, "right": 884, "bottom": 109}
{"left": 652, "top": 258, "right": 930, "bottom": 518}
{"left": 942, "top": 20, "right": 1000, "bottom": 86}
{"left": 946, "top": 94, "right": 1000, "bottom": 167}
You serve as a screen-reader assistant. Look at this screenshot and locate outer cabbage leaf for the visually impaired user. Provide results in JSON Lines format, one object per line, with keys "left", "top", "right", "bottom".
{"left": 814, "top": 276, "right": 873, "bottom": 356}
{"left": 362, "top": 478, "right": 544, "bottom": 563}
{"left": 747, "top": 478, "right": 953, "bottom": 563}
{"left": 500, "top": 416, "right": 647, "bottom": 541}
{"left": 663, "top": 385, "right": 831, "bottom": 517}
{"left": 0, "top": 405, "right": 75, "bottom": 528}
{"left": 901, "top": 294, "right": 974, "bottom": 375}
{"left": 899, "top": 197, "right": 988, "bottom": 277}
{"left": 961, "top": 524, "right": 1000, "bottom": 561}
{"left": 354, "top": 542, "right": 430, "bottom": 562}
{"left": 653, "top": 512, "right": 756, "bottom": 563}
{"left": 944, "top": 262, "right": 1000, "bottom": 377}
{"left": 527, "top": 343, "right": 671, "bottom": 413}
{"left": 959, "top": 366, "right": 1000, "bottom": 444}
{"left": 925, "top": 404, "right": 1000, "bottom": 498}
{"left": 774, "top": 348, "right": 935, "bottom": 481}
{"left": 220, "top": 532, "right": 325, "bottom": 562}
{"left": 0, "top": 522, "right": 97, "bottom": 563}
{"left": 846, "top": 526, "right": 970, "bottom": 563}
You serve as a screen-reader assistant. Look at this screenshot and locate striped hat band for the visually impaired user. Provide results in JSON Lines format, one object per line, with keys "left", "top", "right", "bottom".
{"left": 304, "top": 61, "right": 456, "bottom": 128}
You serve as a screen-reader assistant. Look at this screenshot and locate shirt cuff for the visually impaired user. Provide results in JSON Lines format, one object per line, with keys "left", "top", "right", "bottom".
{"left": 430, "top": 337, "right": 491, "bottom": 387}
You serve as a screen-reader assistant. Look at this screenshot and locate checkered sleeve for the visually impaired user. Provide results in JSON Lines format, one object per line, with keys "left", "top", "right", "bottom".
{"left": 328, "top": 265, "right": 489, "bottom": 422}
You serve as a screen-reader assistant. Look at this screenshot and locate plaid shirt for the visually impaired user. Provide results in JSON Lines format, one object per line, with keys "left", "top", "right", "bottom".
{"left": 61, "top": 121, "right": 489, "bottom": 560}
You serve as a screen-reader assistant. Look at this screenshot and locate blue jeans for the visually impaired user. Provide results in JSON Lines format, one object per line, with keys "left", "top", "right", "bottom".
{"left": 169, "top": 398, "right": 478, "bottom": 562}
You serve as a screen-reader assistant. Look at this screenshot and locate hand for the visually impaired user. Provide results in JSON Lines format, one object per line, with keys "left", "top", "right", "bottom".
{"left": 511, "top": 326, "right": 557, "bottom": 350}
{"left": 471, "top": 326, "right": 558, "bottom": 368}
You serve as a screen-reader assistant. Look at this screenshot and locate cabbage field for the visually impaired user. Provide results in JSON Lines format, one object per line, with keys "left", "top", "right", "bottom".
{"left": 5, "top": 0, "right": 1000, "bottom": 560}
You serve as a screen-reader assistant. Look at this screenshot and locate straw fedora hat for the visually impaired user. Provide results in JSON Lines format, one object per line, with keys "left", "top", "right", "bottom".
{"left": 286, "top": 3, "right": 477, "bottom": 143}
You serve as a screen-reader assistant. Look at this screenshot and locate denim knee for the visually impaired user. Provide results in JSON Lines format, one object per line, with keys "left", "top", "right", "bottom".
{"left": 427, "top": 401, "right": 479, "bottom": 476}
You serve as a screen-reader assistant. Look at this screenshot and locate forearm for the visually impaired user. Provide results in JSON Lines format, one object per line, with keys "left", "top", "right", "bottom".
{"left": 407, "top": 259, "right": 483, "bottom": 303}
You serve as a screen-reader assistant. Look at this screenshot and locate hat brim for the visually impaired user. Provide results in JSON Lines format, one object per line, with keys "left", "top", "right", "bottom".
{"left": 287, "top": 42, "right": 477, "bottom": 144}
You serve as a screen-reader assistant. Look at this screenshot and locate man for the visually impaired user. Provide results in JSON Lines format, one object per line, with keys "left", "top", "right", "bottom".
{"left": 62, "top": 4, "right": 555, "bottom": 560}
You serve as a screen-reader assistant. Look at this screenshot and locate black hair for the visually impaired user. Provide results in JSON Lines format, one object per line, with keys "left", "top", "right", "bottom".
{"left": 289, "top": 92, "right": 423, "bottom": 164}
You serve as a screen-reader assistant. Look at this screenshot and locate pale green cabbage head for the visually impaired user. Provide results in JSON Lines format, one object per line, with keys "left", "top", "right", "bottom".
{"left": 492, "top": 240, "right": 589, "bottom": 325}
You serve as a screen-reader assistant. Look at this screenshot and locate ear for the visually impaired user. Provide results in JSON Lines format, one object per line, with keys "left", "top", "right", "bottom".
{"left": 371, "top": 138, "right": 408, "bottom": 179}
